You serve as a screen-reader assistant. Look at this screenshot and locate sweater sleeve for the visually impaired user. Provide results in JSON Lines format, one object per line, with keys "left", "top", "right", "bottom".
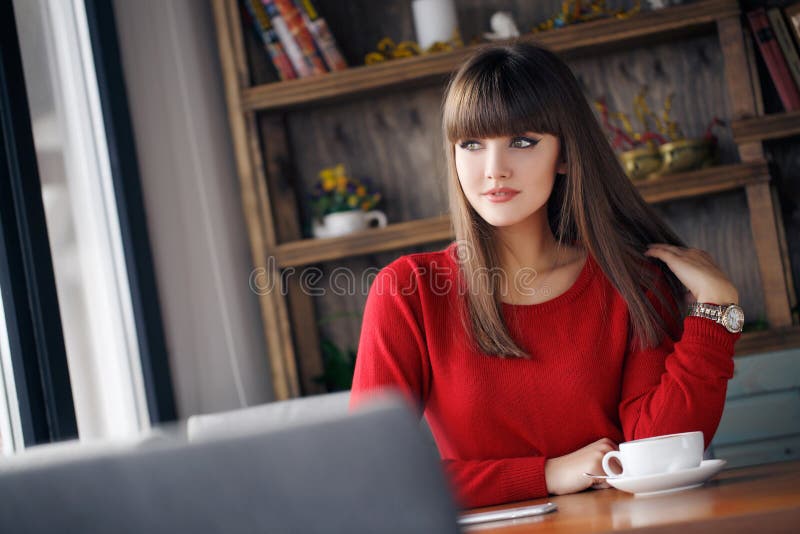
{"left": 349, "top": 259, "right": 431, "bottom": 413}
{"left": 442, "top": 457, "right": 549, "bottom": 509}
{"left": 618, "top": 276, "right": 741, "bottom": 449}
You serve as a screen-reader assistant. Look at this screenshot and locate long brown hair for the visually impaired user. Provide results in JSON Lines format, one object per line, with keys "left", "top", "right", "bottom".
{"left": 442, "top": 40, "right": 686, "bottom": 357}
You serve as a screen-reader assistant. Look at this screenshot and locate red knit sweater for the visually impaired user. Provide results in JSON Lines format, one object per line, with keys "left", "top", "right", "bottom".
{"left": 349, "top": 243, "right": 741, "bottom": 509}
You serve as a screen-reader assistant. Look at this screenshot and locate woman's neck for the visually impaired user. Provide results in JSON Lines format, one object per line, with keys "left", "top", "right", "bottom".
{"left": 494, "top": 212, "right": 568, "bottom": 276}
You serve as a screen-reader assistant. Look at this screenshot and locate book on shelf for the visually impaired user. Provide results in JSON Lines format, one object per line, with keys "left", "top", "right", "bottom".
{"left": 241, "top": 0, "right": 298, "bottom": 81}
{"left": 293, "top": 0, "right": 347, "bottom": 71}
{"left": 262, "top": 0, "right": 316, "bottom": 78}
{"left": 747, "top": 7, "right": 800, "bottom": 112}
{"left": 767, "top": 8, "right": 800, "bottom": 94}
{"left": 272, "top": 0, "right": 328, "bottom": 76}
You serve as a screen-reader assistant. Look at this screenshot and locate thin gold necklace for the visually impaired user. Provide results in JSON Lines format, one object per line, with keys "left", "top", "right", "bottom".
{"left": 501, "top": 242, "right": 567, "bottom": 303}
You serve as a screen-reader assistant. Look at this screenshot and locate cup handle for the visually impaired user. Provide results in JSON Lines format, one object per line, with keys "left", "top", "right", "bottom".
{"left": 364, "top": 210, "right": 387, "bottom": 228}
{"left": 602, "top": 451, "right": 624, "bottom": 478}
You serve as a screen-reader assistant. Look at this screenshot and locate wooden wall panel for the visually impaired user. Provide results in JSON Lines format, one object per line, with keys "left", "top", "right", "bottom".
{"left": 286, "top": 86, "right": 450, "bottom": 236}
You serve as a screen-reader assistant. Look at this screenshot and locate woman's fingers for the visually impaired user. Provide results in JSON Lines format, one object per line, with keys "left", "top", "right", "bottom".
{"left": 647, "top": 244, "right": 715, "bottom": 266}
{"left": 647, "top": 243, "right": 685, "bottom": 255}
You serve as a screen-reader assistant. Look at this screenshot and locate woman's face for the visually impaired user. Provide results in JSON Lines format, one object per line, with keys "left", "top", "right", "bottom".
{"left": 454, "top": 132, "right": 566, "bottom": 228}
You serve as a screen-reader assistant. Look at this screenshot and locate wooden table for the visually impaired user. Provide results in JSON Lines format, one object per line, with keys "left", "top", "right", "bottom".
{"left": 465, "top": 460, "right": 800, "bottom": 532}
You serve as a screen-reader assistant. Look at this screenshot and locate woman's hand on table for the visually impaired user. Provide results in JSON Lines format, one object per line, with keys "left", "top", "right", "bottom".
{"left": 544, "top": 438, "right": 618, "bottom": 495}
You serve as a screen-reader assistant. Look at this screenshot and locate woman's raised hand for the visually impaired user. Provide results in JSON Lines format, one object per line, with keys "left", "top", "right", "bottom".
{"left": 544, "top": 438, "right": 618, "bottom": 495}
{"left": 644, "top": 244, "right": 739, "bottom": 305}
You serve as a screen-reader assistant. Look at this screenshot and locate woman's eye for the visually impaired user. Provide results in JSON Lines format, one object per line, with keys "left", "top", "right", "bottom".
{"left": 459, "top": 140, "right": 481, "bottom": 151}
{"left": 511, "top": 136, "right": 538, "bottom": 148}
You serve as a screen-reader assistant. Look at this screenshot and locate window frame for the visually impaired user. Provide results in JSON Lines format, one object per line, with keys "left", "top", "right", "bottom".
{"left": 0, "top": 0, "right": 78, "bottom": 446}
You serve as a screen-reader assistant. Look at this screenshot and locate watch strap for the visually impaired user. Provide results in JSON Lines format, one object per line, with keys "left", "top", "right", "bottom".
{"left": 686, "top": 302, "right": 725, "bottom": 323}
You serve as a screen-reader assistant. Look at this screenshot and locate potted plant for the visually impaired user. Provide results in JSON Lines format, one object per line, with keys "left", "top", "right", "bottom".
{"left": 310, "top": 163, "right": 386, "bottom": 238}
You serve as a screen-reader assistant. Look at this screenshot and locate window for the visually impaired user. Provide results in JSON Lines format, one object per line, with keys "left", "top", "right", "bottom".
{"left": 0, "top": 286, "right": 21, "bottom": 456}
{"left": 2, "top": 0, "right": 174, "bottom": 449}
{"left": 11, "top": 0, "right": 150, "bottom": 440}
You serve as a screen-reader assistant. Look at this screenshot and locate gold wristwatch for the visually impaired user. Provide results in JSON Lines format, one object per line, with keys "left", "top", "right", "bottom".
{"left": 686, "top": 302, "right": 745, "bottom": 334}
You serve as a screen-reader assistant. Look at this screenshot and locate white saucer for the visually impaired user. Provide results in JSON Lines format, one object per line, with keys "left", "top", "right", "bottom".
{"left": 606, "top": 459, "right": 727, "bottom": 497}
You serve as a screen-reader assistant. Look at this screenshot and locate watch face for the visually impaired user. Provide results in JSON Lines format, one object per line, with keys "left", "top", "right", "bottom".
{"left": 723, "top": 305, "right": 745, "bottom": 333}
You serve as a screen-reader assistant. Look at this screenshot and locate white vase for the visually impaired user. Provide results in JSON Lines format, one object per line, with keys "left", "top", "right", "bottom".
{"left": 312, "top": 210, "right": 388, "bottom": 239}
{"left": 411, "top": 0, "right": 459, "bottom": 50}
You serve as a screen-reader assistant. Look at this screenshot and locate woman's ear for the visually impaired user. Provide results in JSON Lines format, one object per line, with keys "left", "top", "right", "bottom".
{"left": 556, "top": 160, "right": 568, "bottom": 175}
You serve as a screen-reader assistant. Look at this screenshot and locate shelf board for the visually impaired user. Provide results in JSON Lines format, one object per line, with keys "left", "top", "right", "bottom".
{"left": 636, "top": 160, "right": 769, "bottom": 204}
{"left": 736, "top": 325, "right": 800, "bottom": 357}
{"left": 731, "top": 111, "right": 800, "bottom": 144}
{"left": 273, "top": 161, "right": 769, "bottom": 268}
{"left": 241, "top": 0, "right": 738, "bottom": 113}
{"left": 275, "top": 215, "right": 452, "bottom": 268}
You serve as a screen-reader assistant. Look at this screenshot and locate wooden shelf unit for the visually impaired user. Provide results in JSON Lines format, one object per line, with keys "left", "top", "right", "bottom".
{"left": 212, "top": 0, "right": 798, "bottom": 399}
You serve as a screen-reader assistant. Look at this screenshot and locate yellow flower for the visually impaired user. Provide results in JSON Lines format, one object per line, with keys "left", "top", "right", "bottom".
{"left": 356, "top": 186, "right": 366, "bottom": 196}
{"left": 322, "top": 177, "right": 336, "bottom": 191}
{"left": 336, "top": 176, "right": 347, "bottom": 193}
{"left": 361, "top": 201, "right": 371, "bottom": 211}
{"left": 347, "top": 195, "right": 359, "bottom": 208}
{"left": 319, "top": 168, "right": 334, "bottom": 181}
{"left": 333, "top": 163, "right": 345, "bottom": 177}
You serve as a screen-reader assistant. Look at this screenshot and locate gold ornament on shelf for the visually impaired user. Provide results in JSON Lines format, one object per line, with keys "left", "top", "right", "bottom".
{"left": 364, "top": 30, "right": 463, "bottom": 65}
{"left": 531, "top": 0, "right": 641, "bottom": 33}
{"left": 597, "top": 87, "right": 725, "bottom": 181}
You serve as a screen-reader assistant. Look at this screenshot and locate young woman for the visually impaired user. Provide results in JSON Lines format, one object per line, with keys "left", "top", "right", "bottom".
{"left": 349, "top": 41, "right": 743, "bottom": 509}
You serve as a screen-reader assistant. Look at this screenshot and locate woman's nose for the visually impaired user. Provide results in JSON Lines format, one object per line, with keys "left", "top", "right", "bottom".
{"left": 485, "top": 146, "right": 512, "bottom": 180}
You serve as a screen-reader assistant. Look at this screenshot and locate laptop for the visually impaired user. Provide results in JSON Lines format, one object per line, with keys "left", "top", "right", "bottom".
{"left": 0, "top": 395, "right": 459, "bottom": 533}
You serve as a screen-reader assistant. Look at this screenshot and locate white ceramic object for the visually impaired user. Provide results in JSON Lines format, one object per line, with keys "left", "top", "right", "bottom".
{"left": 484, "top": 11, "right": 520, "bottom": 41}
{"left": 602, "top": 431, "right": 704, "bottom": 478}
{"left": 311, "top": 210, "right": 387, "bottom": 239}
{"left": 606, "top": 459, "right": 727, "bottom": 497}
{"left": 412, "top": 0, "right": 459, "bottom": 49}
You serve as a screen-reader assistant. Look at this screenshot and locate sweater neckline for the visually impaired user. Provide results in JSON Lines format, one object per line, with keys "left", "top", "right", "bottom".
{"left": 499, "top": 250, "right": 596, "bottom": 313}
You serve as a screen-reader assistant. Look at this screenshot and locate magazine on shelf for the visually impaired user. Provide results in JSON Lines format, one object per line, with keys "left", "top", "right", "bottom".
{"left": 262, "top": 0, "right": 314, "bottom": 77}
{"left": 242, "top": 0, "right": 297, "bottom": 80}
{"left": 293, "top": 0, "right": 348, "bottom": 71}
{"left": 273, "top": 0, "right": 328, "bottom": 75}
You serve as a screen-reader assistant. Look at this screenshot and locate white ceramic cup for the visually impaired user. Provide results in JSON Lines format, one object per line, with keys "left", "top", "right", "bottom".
{"left": 312, "top": 210, "right": 387, "bottom": 239}
{"left": 601, "top": 431, "right": 704, "bottom": 478}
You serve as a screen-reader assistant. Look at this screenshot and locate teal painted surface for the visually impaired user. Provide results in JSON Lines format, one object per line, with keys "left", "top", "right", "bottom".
{"left": 713, "top": 389, "right": 800, "bottom": 446}
{"left": 726, "top": 348, "right": 800, "bottom": 398}
{"left": 707, "top": 347, "right": 800, "bottom": 468}
{"left": 711, "top": 434, "right": 800, "bottom": 469}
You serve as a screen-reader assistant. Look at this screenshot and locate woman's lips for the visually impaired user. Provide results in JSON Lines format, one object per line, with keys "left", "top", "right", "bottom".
{"left": 482, "top": 187, "right": 520, "bottom": 203}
